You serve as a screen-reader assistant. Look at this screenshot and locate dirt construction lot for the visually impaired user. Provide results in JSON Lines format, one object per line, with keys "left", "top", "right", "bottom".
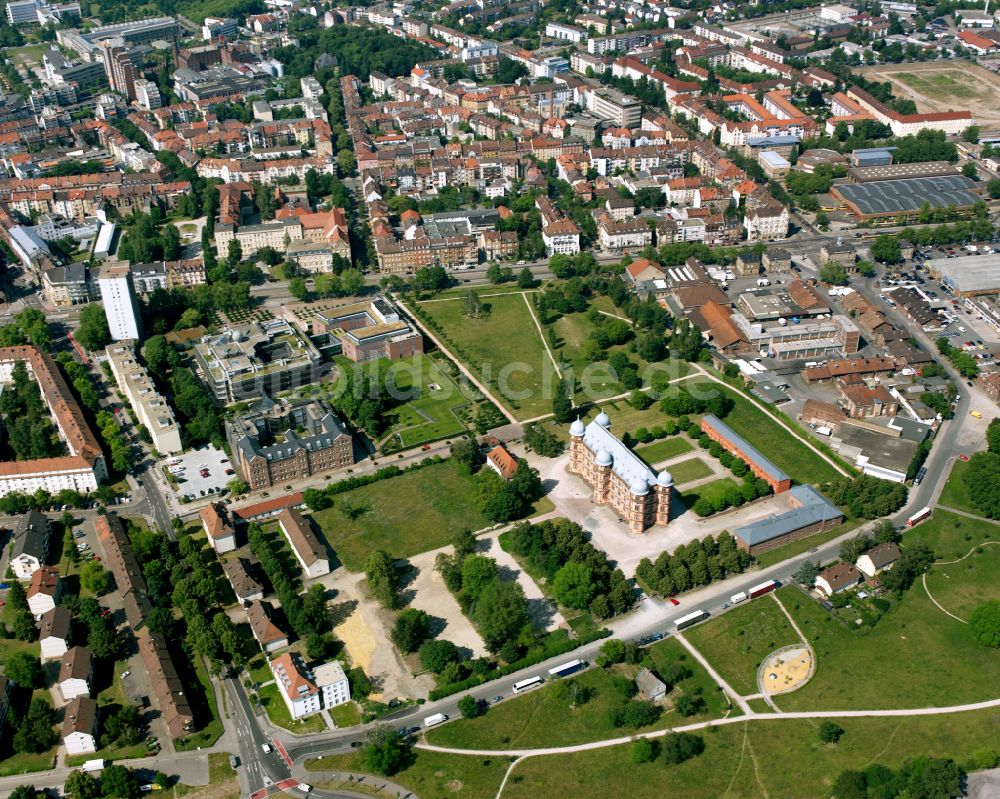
{"left": 860, "top": 61, "right": 1000, "bottom": 125}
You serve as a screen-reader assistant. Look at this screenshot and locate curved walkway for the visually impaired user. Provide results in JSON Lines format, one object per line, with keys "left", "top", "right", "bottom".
{"left": 920, "top": 540, "right": 1000, "bottom": 624}
{"left": 415, "top": 695, "right": 1000, "bottom": 759}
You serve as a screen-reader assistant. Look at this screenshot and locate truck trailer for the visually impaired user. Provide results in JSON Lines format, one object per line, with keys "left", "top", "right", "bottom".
{"left": 748, "top": 580, "right": 779, "bottom": 599}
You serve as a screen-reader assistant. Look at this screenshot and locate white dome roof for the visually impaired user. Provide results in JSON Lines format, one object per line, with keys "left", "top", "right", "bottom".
{"left": 658, "top": 471, "right": 673, "bottom": 488}
{"left": 570, "top": 418, "right": 585, "bottom": 436}
{"left": 629, "top": 477, "right": 649, "bottom": 496}
{"left": 595, "top": 411, "right": 611, "bottom": 428}
{"left": 595, "top": 449, "right": 613, "bottom": 466}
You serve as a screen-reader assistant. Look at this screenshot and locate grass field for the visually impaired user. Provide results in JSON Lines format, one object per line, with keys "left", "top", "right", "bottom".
{"left": 329, "top": 701, "right": 362, "bottom": 728}
{"left": 861, "top": 61, "right": 1000, "bottom": 126}
{"left": 712, "top": 385, "right": 842, "bottom": 485}
{"left": 417, "top": 293, "right": 553, "bottom": 418}
{"left": 427, "top": 638, "right": 730, "bottom": 750}
{"left": 680, "top": 478, "right": 740, "bottom": 514}
{"left": 936, "top": 460, "right": 975, "bottom": 515}
{"left": 634, "top": 437, "right": 694, "bottom": 465}
{"left": 685, "top": 595, "right": 802, "bottom": 695}
{"left": 924, "top": 542, "right": 1000, "bottom": 621}
{"left": 775, "top": 574, "right": 1000, "bottom": 711}
{"left": 257, "top": 683, "right": 327, "bottom": 733}
{"left": 378, "top": 354, "right": 475, "bottom": 448}
{"left": 893, "top": 69, "right": 979, "bottom": 100}
{"left": 310, "top": 460, "right": 492, "bottom": 571}
{"left": 309, "top": 750, "right": 511, "bottom": 799}
{"left": 662, "top": 456, "right": 713, "bottom": 486}
{"left": 6, "top": 44, "right": 49, "bottom": 67}
{"left": 905, "top": 509, "right": 997, "bottom": 561}
{"left": 501, "top": 707, "right": 1000, "bottom": 799}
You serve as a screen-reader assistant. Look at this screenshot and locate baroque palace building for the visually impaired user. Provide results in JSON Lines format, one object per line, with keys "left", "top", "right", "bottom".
{"left": 568, "top": 411, "right": 672, "bottom": 533}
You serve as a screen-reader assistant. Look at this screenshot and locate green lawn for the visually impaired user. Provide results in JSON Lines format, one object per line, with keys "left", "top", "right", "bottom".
{"left": 905, "top": 509, "right": 997, "bottom": 560}
{"left": 936, "top": 460, "right": 976, "bottom": 515}
{"left": 66, "top": 743, "right": 147, "bottom": 767}
{"left": 775, "top": 577, "right": 1000, "bottom": 711}
{"left": 329, "top": 701, "right": 362, "bottom": 728}
{"left": 307, "top": 749, "right": 510, "bottom": 799}
{"left": 698, "top": 382, "right": 842, "bottom": 485}
{"left": 679, "top": 478, "right": 740, "bottom": 515}
{"left": 685, "top": 595, "right": 802, "bottom": 695}
{"left": 502, "top": 707, "right": 1000, "bottom": 799}
{"left": 246, "top": 655, "right": 273, "bottom": 686}
{"left": 634, "top": 437, "right": 694, "bottom": 466}
{"left": 310, "top": 460, "right": 491, "bottom": 571}
{"left": 416, "top": 293, "right": 553, "bottom": 419}
{"left": 257, "top": 684, "right": 328, "bottom": 734}
{"left": 661, "top": 456, "right": 713, "bottom": 486}
{"left": 372, "top": 354, "right": 476, "bottom": 449}
{"left": 0, "top": 751, "right": 55, "bottom": 777}
{"left": 924, "top": 542, "right": 1000, "bottom": 621}
{"left": 427, "top": 639, "right": 729, "bottom": 750}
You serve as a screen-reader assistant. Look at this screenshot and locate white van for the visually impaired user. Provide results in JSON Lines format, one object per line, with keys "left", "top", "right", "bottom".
{"left": 730, "top": 592, "right": 748, "bottom": 604}
{"left": 424, "top": 713, "right": 448, "bottom": 728}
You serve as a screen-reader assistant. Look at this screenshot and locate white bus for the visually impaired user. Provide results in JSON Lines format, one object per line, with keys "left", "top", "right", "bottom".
{"left": 512, "top": 676, "right": 544, "bottom": 694}
{"left": 423, "top": 713, "right": 448, "bottom": 728}
{"left": 548, "top": 659, "right": 585, "bottom": 678}
{"left": 907, "top": 507, "right": 932, "bottom": 527}
{"left": 673, "top": 610, "right": 709, "bottom": 631}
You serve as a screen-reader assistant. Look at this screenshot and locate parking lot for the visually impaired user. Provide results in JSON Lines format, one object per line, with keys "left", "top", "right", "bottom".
{"left": 165, "top": 444, "right": 235, "bottom": 501}
{"left": 878, "top": 244, "right": 1000, "bottom": 357}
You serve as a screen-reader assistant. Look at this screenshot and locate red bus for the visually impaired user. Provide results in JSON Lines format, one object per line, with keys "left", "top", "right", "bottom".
{"left": 907, "top": 507, "right": 932, "bottom": 527}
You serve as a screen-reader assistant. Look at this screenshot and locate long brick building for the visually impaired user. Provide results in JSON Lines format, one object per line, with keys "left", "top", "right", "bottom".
{"left": 568, "top": 412, "right": 672, "bottom": 533}
{"left": 700, "top": 414, "right": 792, "bottom": 494}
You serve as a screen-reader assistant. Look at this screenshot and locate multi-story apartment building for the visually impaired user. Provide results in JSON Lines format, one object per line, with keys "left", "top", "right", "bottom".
{"left": 743, "top": 200, "right": 789, "bottom": 242}
{"left": 271, "top": 652, "right": 350, "bottom": 720}
{"left": 0, "top": 347, "right": 107, "bottom": 497}
{"left": 105, "top": 343, "right": 183, "bottom": 454}
{"left": 568, "top": 413, "right": 672, "bottom": 534}
{"left": 226, "top": 397, "right": 354, "bottom": 491}
{"left": 97, "top": 263, "right": 143, "bottom": 341}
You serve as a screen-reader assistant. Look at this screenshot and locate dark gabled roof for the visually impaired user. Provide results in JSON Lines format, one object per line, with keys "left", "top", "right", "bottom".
{"left": 12, "top": 509, "right": 49, "bottom": 561}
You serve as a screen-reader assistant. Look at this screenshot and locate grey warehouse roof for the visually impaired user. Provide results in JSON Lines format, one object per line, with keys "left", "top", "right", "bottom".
{"left": 733, "top": 485, "right": 841, "bottom": 546}
{"left": 930, "top": 253, "right": 1000, "bottom": 294}
{"left": 835, "top": 175, "right": 979, "bottom": 216}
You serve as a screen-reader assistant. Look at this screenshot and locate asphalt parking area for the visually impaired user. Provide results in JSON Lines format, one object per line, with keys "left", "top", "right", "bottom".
{"left": 165, "top": 444, "right": 234, "bottom": 501}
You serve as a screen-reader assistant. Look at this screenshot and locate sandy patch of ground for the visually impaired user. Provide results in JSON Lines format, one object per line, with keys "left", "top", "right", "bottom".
{"left": 403, "top": 551, "right": 489, "bottom": 658}
{"left": 481, "top": 535, "right": 566, "bottom": 633}
{"left": 859, "top": 61, "right": 1000, "bottom": 125}
{"left": 535, "top": 452, "right": 817, "bottom": 578}
{"left": 759, "top": 645, "right": 814, "bottom": 695}
{"left": 331, "top": 575, "right": 435, "bottom": 702}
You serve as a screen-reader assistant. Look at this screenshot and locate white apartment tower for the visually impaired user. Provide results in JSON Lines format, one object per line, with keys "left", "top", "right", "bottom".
{"left": 98, "top": 264, "right": 143, "bottom": 341}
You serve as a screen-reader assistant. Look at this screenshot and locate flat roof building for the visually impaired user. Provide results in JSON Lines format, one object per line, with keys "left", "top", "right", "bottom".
{"left": 105, "top": 343, "right": 182, "bottom": 454}
{"left": 930, "top": 253, "right": 1000, "bottom": 297}
{"left": 192, "top": 319, "right": 323, "bottom": 404}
